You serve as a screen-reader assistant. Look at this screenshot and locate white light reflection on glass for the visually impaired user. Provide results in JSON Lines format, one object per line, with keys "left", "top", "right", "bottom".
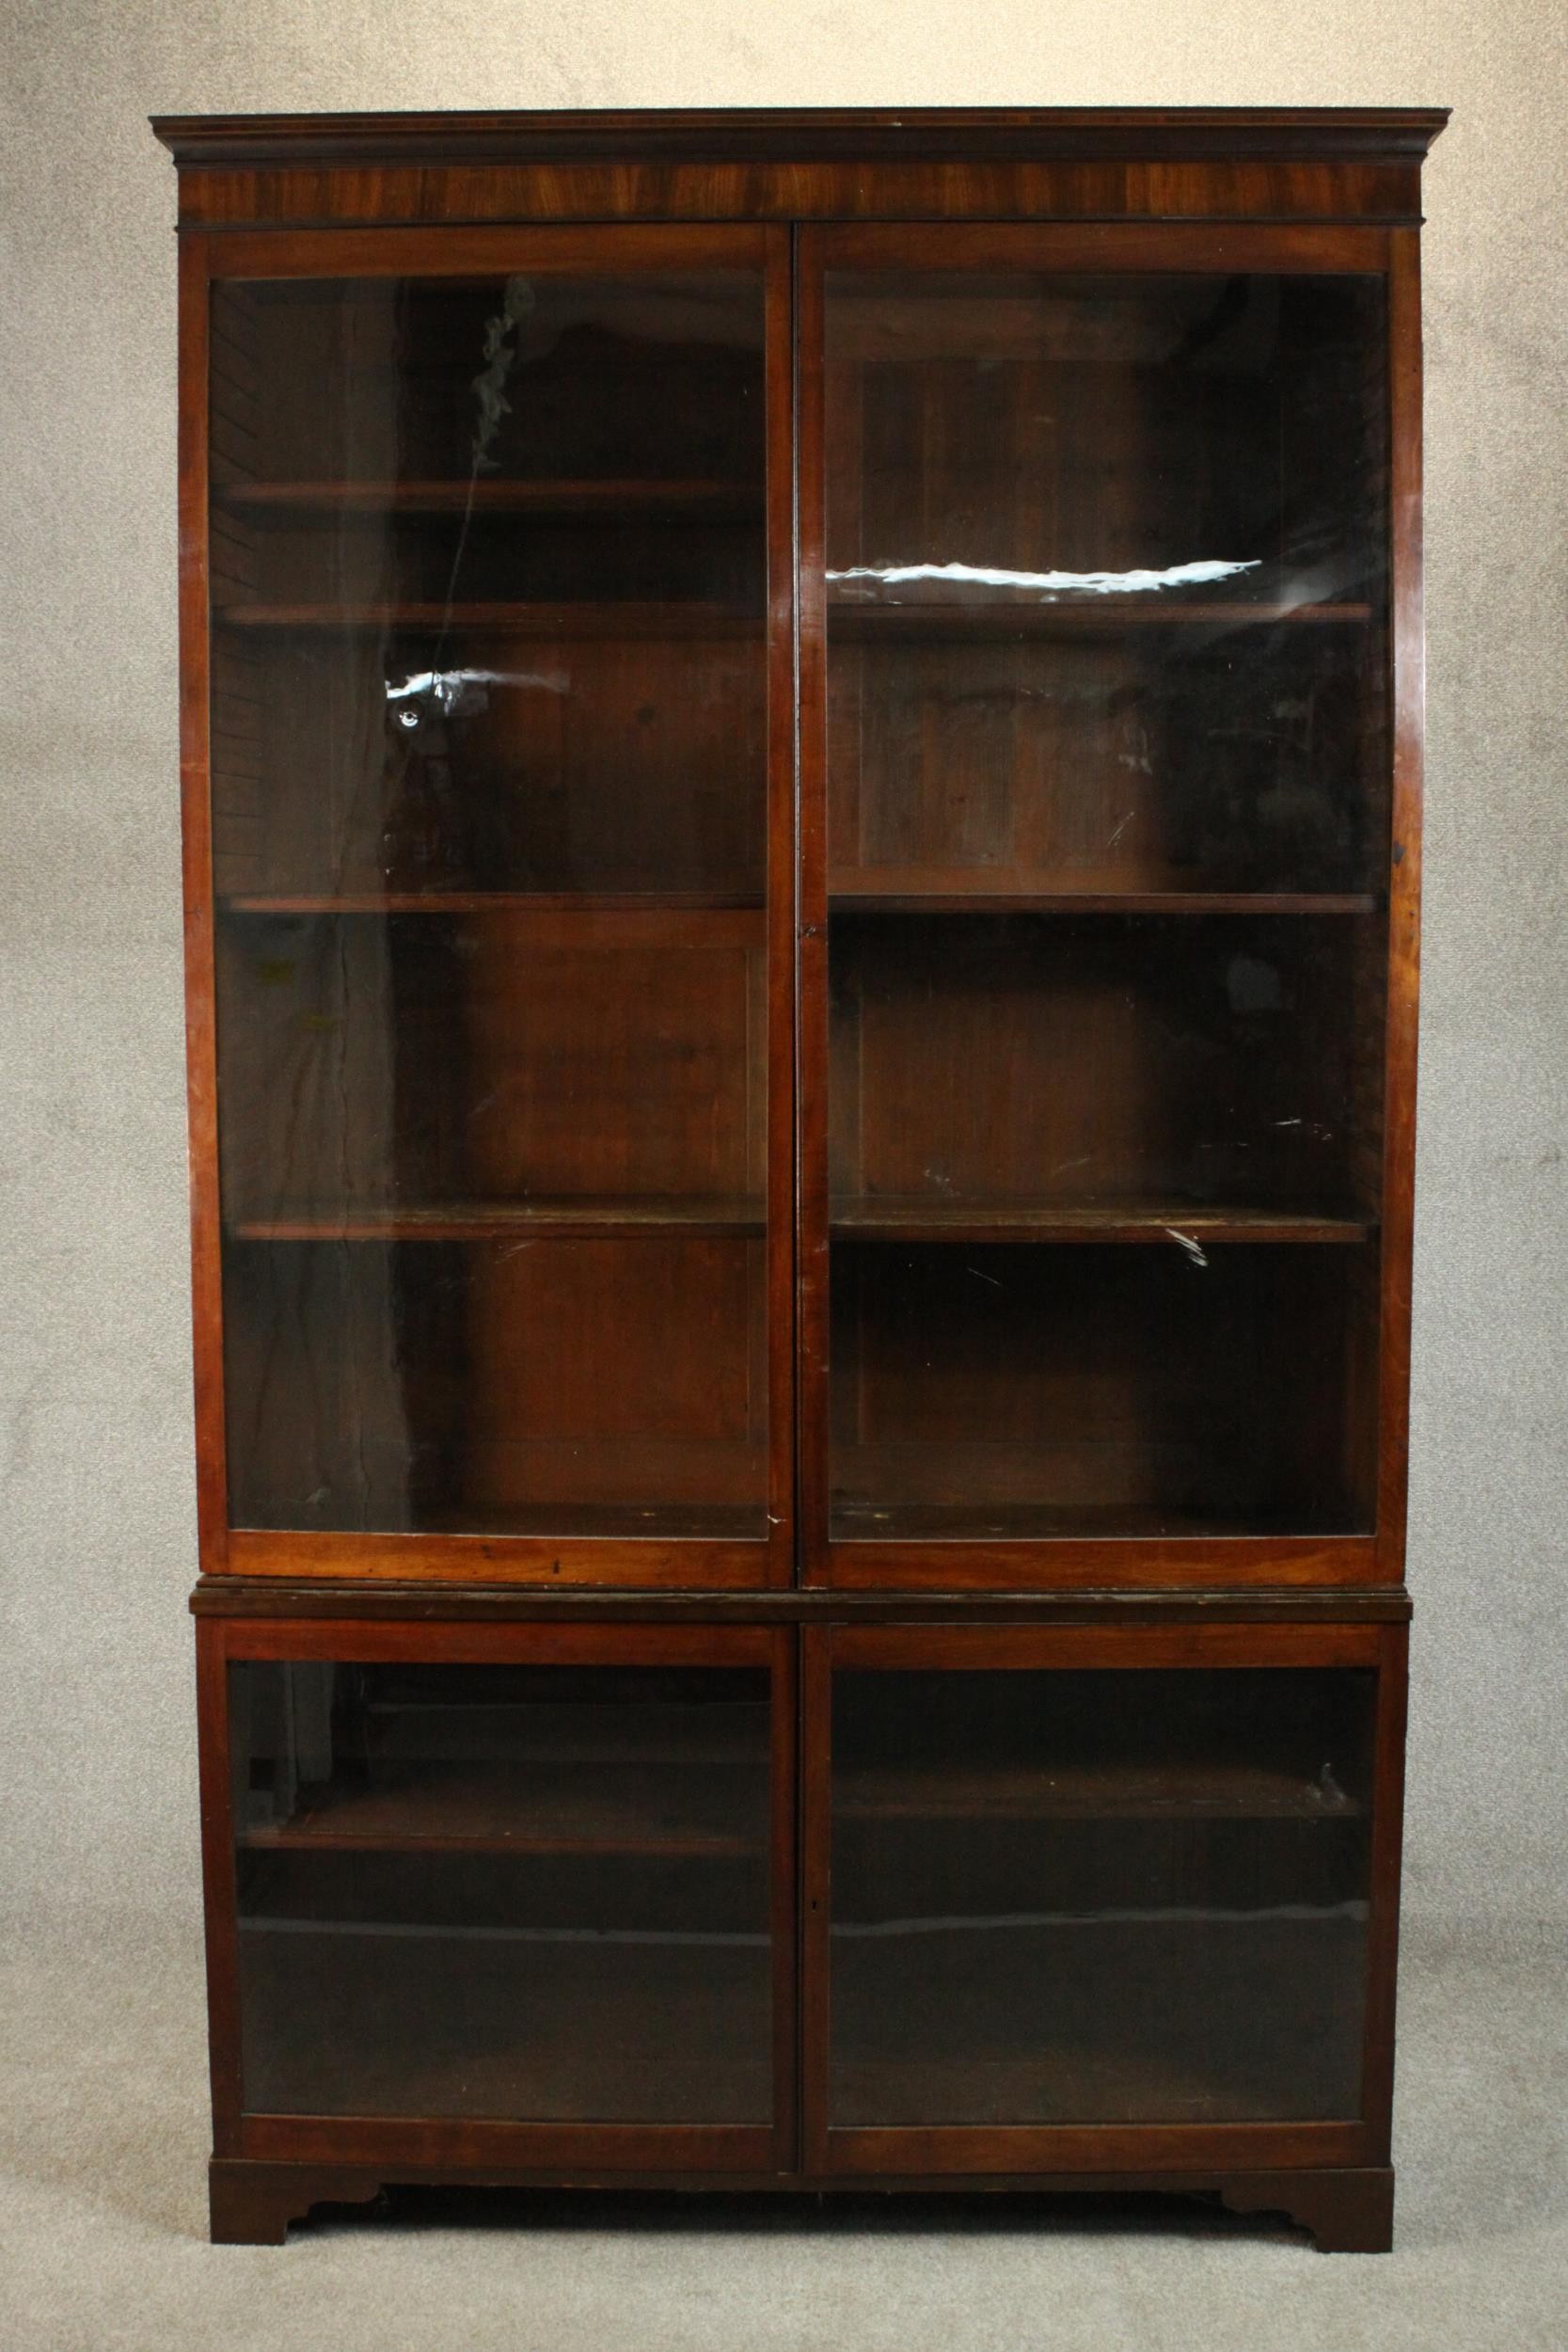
{"left": 384, "top": 667, "right": 568, "bottom": 715}
{"left": 826, "top": 559, "right": 1261, "bottom": 596}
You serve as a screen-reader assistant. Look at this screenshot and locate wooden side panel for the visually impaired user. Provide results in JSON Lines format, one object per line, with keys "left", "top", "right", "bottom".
{"left": 180, "top": 235, "right": 230, "bottom": 1568}
{"left": 195, "top": 1620, "right": 243, "bottom": 2144}
{"left": 1360, "top": 1621, "right": 1409, "bottom": 2147}
{"left": 1376, "top": 231, "right": 1424, "bottom": 1576}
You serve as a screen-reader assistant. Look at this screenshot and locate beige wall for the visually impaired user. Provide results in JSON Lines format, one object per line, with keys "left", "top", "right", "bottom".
{"left": 2, "top": 2, "right": 1564, "bottom": 1941}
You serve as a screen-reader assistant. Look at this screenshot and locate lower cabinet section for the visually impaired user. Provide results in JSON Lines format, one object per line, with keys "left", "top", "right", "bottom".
{"left": 802, "top": 1622, "right": 1403, "bottom": 2198}
{"left": 202, "top": 1624, "right": 795, "bottom": 2170}
{"left": 195, "top": 1611, "right": 1405, "bottom": 2248}
{"left": 231, "top": 1652, "right": 776, "bottom": 2125}
{"left": 822, "top": 1656, "right": 1371, "bottom": 2131}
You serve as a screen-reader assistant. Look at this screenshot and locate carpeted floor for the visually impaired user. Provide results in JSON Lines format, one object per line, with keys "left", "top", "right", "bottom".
{"left": 1, "top": 1916, "right": 1563, "bottom": 2352}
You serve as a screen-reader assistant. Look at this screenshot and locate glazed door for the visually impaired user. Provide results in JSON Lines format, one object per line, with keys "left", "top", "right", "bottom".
{"left": 802, "top": 1623, "right": 1403, "bottom": 2176}
{"left": 797, "top": 226, "right": 1402, "bottom": 1589}
{"left": 191, "top": 226, "right": 794, "bottom": 1586}
{"left": 200, "top": 1622, "right": 795, "bottom": 2170}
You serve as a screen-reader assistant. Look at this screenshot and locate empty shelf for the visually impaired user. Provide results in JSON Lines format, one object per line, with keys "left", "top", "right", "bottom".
{"left": 217, "top": 600, "right": 760, "bottom": 636}
{"left": 829, "top": 598, "right": 1373, "bottom": 640}
{"left": 230, "top": 1198, "right": 766, "bottom": 1242}
{"left": 217, "top": 477, "right": 761, "bottom": 516}
{"left": 835, "top": 1758, "right": 1361, "bottom": 1822}
{"left": 829, "top": 1200, "right": 1373, "bottom": 1246}
{"left": 242, "top": 1762, "right": 765, "bottom": 1855}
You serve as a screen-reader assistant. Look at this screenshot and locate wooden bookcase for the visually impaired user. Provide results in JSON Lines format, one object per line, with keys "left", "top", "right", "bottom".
{"left": 153, "top": 106, "right": 1445, "bottom": 2252}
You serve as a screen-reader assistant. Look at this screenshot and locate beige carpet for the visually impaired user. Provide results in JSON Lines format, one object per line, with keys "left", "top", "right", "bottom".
{"left": 1, "top": 1916, "right": 1563, "bottom": 2352}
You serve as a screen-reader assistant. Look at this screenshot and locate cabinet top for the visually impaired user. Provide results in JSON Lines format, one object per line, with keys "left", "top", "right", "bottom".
{"left": 150, "top": 105, "right": 1449, "bottom": 170}
{"left": 150, "top": 107, "right": 1449, "bottom": 233}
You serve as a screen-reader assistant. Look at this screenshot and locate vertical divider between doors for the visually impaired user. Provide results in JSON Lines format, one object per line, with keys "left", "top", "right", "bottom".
{"left": 795, "top": 230, "right": 832, "bottom": 1586}
{"left": 765, "top": 224, "right": 800, "bottom": 1589}
{"left": 799, "top": 1625, "right": 834, "bottom": 2171}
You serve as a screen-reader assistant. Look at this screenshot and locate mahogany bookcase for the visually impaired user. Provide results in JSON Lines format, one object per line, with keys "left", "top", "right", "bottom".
{"left": 151, "top": 106, "right": 1445, "bottom": 2251}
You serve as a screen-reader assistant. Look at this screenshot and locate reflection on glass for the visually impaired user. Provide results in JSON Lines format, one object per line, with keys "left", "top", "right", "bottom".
{"left": 828, "top": 557, "right": 1262, "bottom": 596}
{"left": 822, "top": 270, "right": 1390, "bottom": 1544}
{"left": 208, "top": 271, "right": 768, "bottom": 1535}
{"left": 830, "top": 1668, "right": 1374, "bottom": 2125}
{"left": 232, "top": 1661, "right": 773, "bottom": 2121}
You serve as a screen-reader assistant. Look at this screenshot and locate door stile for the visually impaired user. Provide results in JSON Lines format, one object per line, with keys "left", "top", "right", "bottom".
{"left": 794, "top": 231, "right": 833, "bottom": 1585}
{"left": 799, "top": 1625, "right": 835, "bottom": 2169}
{"left": 763, "top": 225, "right": 799, "bottom": 1587}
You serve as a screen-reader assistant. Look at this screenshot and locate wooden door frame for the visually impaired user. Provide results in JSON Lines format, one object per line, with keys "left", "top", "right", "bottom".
{"left": 180, "top": 222, "right": 797, "bottom": 1591}
{"left": 793, "top": 219, "right": 1418, "bottom": 1594}
{"left": 196, "top": 1613, "right": 798, "bottom": 2174}
{"left": 799, "top": 1616, "right": 1405, "bottom": 2178}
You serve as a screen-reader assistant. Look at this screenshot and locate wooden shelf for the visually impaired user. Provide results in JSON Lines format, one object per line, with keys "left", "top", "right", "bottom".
{"left": 829, "top": 1200, "right": 1373, "bottom": 1247}
{"left": 830, "top": 1911, "right": 1366, "bottom": 2127}
{"left": 421, "top": 1502, "right": 768, "bottom": 1541}
{"left": 216, "top": 600, "right": 760, "bottom": 637}
{"left": 222, "top": 891, "right": 765, "bottom": 916}
{"left": 238, "top": 1922, "right": 771, "bottom": 2124}
{"left": 241, "top": 1762, "right": 765, "bottom": 1856}
{"left": 836, "top": 1757, "right": 1362, "bottom": 1821}
{"left": 829, "top": 598, "right": 1372, "bottom": 640}
{"left": 217, "top": 477, "right": 761, "bottom": 516}
{"left": 829, "top": 871, "right": 1377, "bottom": 916}
{"left": 230, "top": 1197, "right": 766, "bottom": 1243}
{"left": 223, "top": 884, "right": 1370, "bottom": 919}
{"left": 831, "top": 1499, "right": 1362, "bottom": 1542}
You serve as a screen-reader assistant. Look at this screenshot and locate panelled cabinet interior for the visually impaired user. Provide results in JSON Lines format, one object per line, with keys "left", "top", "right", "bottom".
{"left": 156, "top": 106, "right": 1443, "bottom": 2253}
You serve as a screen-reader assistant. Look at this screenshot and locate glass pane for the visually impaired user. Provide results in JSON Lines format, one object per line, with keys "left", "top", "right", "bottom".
{"left": 831, "top": 1667, "right": 1374, "bottom": 2125}
{"left": 209, "top": 269, "right": 768, "bottom": 1535}
{"left": 832, "top": 1242, "right": 1374, "bottom": 1539}
{"left": 231, "top": 1660, "right": 772, "bottom": 2121}
{"left": 822, "top": 269, "right": 1389, "bottom": 1543}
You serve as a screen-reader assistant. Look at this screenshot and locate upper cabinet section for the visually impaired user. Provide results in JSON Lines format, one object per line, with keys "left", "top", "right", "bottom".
{"left": 160, "top": 115, "right": 1443, "bottom": 1592}
{"left": 209, "top": 264, "right": 768, "bottom": 900}
{"left": 199, "top": 229, "right": 794, "bottom": 1585}
{"left": 818, "top": 263, "right": 1389, "bottom": 898}
{"left": 797, "top": 224, "right": 1411, "bottom": 1589}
